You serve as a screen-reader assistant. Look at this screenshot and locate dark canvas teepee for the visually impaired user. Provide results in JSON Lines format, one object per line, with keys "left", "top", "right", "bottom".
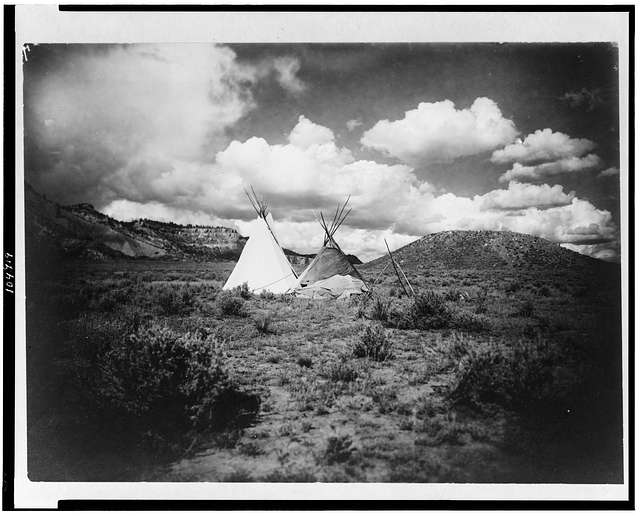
{"left": 296, "top": 197, "right": 364, "bottom": 288}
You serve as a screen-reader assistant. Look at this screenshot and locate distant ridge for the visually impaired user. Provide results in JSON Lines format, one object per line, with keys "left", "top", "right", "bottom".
{"left": 26, "top": 183, "right": 247, "bottom": 261}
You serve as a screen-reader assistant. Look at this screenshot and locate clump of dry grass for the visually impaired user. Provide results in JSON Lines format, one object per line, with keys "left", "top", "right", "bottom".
{"left": 324, "top": 358, "right": 359, "bottom": 383}
{"left": 253, "top": 311, "right": 273, "bottom": 334}
{"left": 353, "top": 323, "right": 394, "bottom": 361}
{"left": 370, "top": 296, "right": 391, "bottom": 322}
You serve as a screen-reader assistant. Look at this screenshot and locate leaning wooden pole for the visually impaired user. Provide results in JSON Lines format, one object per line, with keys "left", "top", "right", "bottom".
{"left": 385, "top": 239, "right": 409, "bottom": 297}
{"left": 396, "top": 261, "right": 416, "bottom": 297}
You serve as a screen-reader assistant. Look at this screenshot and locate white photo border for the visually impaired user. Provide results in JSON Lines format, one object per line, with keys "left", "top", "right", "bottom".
{"left": 10, "top": 4, "right": 632, "bottom": 509}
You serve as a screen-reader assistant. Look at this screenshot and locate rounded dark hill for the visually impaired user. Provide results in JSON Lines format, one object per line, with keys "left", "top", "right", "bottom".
{"left": 361, "top": 230, "right": 611, "bottom": 276}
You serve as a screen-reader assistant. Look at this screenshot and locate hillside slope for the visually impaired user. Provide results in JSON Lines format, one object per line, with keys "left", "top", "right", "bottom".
{"left": 25, "top": 183, "right": 246, "bottom": 260}
{"left": 364, "top": 230, "right": 598, "bottom": 270}
{"left": 360, "top": 230, "right": 617, "bottom": 288}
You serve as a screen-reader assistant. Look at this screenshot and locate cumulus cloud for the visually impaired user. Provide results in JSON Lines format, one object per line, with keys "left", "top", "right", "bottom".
{"left": 288, "top": 115, "right": 335, "bottom": 149}
{"left": 561, "top": 242, "right": 620, "bottom": 262}
{"left": 598, "top": 167, "right": 620, "bottom": 178}
{"left": 24, "top": 44, "right": 305, "bottom": 207}
{"left": 91, "top": 114, "right": 616, "bottom": 261}
{"left": 361, "top": 97, "right": 518, "bottom": 165}
{"left": 491, "top": 129, "right": 596, "bottom": 164}
{"left": 213, "top": 120, "right": 417, "bottom": 229}
{"left": 475, "top": 181, "right": 574, "bottom": 210}
{"left": 499, "top": 154, "right": 602, "bottom": 183}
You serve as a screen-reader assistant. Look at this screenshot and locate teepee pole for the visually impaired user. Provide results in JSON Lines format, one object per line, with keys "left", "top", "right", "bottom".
{"left": 396, "top": 261, "right": 416, "bottom": 297}
{"left": 385, "top": 239, "right": 409, "bottom": 297}
{"left": 244, "top": 188, "right": 260, "bottom": 216}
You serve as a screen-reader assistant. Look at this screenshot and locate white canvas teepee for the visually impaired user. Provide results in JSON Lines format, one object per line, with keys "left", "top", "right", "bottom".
{"left": 223, "top": 189, "right": 298, "bottom": 294}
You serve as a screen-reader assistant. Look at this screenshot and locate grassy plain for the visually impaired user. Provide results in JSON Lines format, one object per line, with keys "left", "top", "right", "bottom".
{"left": 26, "top": 256, "right": 622, "bottom": 483}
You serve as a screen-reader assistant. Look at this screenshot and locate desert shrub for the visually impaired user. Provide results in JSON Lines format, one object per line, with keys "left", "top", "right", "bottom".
{"left": 253, "top": 312, "right": 273, "bottom": 334}
{"left": 413, "top": 291, "right": 450, "bottom": 321}
{"left": 216, "top": 291, "right": 246, "bottom": 317}
{"left": 233, "top": 282, "right": 252, "bottom": 299}
{"left": 66, "top": 315, "right": 132, "bottom": 388}
{"left": 297, "top": 356, "right": 313, "bottom": 368}
{"left": 370, "top": 296, "right": 391, "bottom": 322}
{"left": 196, "top": 300, "right": 218, "bottom": 317}
{"left": 353, "top": 323, "right": 394, "bottom": 361}
{"left": 452, "top": 310, "right": 491, "bottom": 331}
{"left": 258, "top": 290, "right": 276, "bottom": 300}
{"left": 71, "top": 324, "right": 252, "bottom": 450}
{"left": 443, "top": 288, "right": 463, "bottom": 302}
{"left": 449, "top": 337, "right": 584, "bottom": 415}
{"left": 151, "top": 285, "right": 196, "bottom": 315}
{"left": 394, "top": 291, "right": 451, "bottom": 329}
{"left": 324, "top": 359, "right": 359, "bottom": 383}
{"left": 322, "top": 435, "right": 355, "bottom": 465}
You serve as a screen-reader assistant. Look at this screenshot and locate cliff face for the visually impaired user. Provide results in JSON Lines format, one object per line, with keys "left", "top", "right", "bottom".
{"left": 25, "top": 184, "right": 246, "bottom": 261}
{"left": 123, "top": 219, "right": 246, "bottom": 259}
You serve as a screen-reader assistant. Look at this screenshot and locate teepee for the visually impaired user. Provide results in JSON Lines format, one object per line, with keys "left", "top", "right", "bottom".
{"left": 295, "top": 198, "right": 368, "bottom": 299}
{"left": 223, "top": 188, "right": 298, "bottom": 294}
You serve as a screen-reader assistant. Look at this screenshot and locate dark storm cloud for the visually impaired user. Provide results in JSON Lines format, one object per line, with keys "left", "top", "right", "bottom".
{"left": 23, "top": 43, "right": 306, "bottom": 210}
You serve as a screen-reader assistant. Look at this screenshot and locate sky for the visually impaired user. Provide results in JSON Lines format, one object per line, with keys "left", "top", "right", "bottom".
{"left": 23, "top": 43, "right": 621, "bottom": 261}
